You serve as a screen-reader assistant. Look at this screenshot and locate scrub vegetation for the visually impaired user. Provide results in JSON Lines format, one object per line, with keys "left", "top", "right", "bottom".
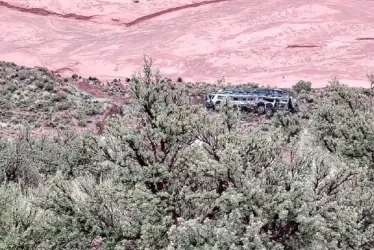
{"left": 0, "top": 58, "right": 374, "bottom": 250}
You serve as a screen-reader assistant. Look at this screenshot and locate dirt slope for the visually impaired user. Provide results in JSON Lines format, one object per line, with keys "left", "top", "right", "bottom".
{"left": 1, "top": 0, "right": 374, "bottom": 87}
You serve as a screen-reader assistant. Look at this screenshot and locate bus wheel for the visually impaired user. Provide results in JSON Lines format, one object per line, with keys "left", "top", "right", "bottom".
{"left": 257, "top": 105, "right": 265, "bottom": 114}
{"left": 265, "top": 108, "right": 273, "bottom": 118}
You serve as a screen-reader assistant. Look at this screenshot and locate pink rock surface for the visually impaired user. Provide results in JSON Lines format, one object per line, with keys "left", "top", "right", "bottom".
{"left": 1, "top": 0, "right": 374, "bottom": 87}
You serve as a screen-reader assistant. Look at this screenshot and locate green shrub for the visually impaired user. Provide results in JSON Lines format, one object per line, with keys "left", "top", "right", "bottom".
{"left": 77, "top": 119, "right": 87, "bottom": 127}
{"left": 55, "top": 101, "right": 71, "bottom": 111}
{"left": 44, "top": 82, "right": 54, "bottom": 92}
{"left": 84, "top": 105, "right": 102, "bottom": 116}
{"left": 298, "top": 93, "right": 315, "bottom": 103}
{"left": 6, "top": 84, "right": 17, "bottom": 93}
{"left": 292, "top": 80, "right": 312, "bottom": 94}
{"left": 35, "top": 81, "right": 45, "bottom": 89}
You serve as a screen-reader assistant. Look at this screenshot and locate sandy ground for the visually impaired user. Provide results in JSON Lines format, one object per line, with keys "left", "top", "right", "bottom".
{"left": 1, "top": 0, "right": 374, "bottom": 88}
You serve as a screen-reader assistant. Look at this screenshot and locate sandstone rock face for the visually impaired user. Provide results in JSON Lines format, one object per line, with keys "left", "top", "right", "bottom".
{"left": 1, "top": 0, "right": 374, "bottom": 87}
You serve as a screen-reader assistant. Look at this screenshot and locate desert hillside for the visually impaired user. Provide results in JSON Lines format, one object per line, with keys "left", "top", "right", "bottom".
{"left": 1, "top": 0, "right": 374, "bottom": 87}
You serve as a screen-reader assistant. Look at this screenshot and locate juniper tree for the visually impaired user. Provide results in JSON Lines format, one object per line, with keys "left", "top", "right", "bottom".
{"left": 292, "top": 80, "right": 312, "bottom": 94}
{"left": 83, "top": 60, "right": 374, "bottom": 249}
{"left": 312, "top": 81, "right": 374, "bottom": 166}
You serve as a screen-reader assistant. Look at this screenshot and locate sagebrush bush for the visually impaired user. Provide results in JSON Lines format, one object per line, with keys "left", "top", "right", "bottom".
{"left": 292, "top": 80, "right": 312, "bottom": 94}
{"left": 6, "top": 84, "right": 17, "bottom": 93}
{"left": 43, "top": 82, "right": 54, "bottom": 92}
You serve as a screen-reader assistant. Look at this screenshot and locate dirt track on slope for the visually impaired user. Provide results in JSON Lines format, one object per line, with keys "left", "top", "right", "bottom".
{"left": 0, "top": 0, "right": 233, "bottom": 26}
{"left": 0, "top": 1, "right": 95, "bottom": 21}
{"left": 124, "top": 0, "right": 233, "bottom": 27}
